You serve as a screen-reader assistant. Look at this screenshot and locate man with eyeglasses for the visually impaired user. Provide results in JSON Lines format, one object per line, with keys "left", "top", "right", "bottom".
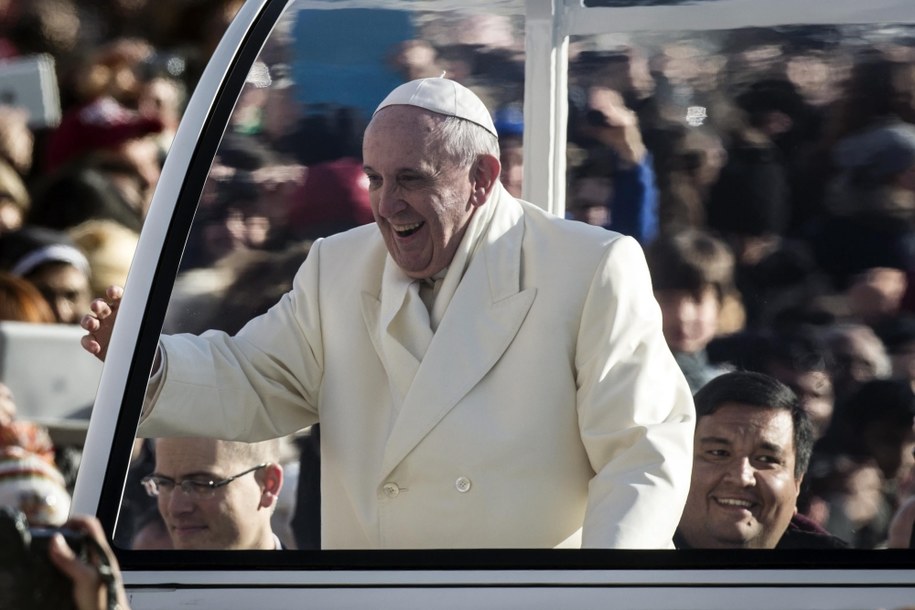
{"left": 141, "top": 437, "right": 284, "bottom": 550}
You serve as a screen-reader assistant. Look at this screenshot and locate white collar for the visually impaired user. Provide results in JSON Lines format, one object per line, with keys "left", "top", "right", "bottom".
{"left": 428, "top": 186, "right": 500, "bottom": 329}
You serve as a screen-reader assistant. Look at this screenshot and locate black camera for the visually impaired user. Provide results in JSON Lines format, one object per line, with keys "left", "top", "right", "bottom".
{"left": 0, "top": 506, "right": 87, "bottom": 610}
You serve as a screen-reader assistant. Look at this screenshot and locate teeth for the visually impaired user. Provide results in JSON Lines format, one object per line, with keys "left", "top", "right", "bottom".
{"left": 394, "top": 222, "right": 422, "bottom": 232}
{"left": 717, "top": 498, "right": 753, "bottom": 508}
{"left": 393, "top": 221, "right": 424, "bottom": 237}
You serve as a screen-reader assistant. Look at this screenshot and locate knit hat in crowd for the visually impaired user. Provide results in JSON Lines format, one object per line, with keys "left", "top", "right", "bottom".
{"left": 45, "top": 96, "right": 163, "bottom": 172}
{"left": 0, "top": 420, "right": 56, "bottom": 465}
{"left": 0, "top": 446, "right": 71, "bottom": 526}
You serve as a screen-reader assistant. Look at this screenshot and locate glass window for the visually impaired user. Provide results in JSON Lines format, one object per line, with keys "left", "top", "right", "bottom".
{"left": 90, "top": 2, "right": 915, "bottom": 599}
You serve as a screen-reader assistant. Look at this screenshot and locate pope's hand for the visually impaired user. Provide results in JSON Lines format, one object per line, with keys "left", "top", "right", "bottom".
{"left": 80, "top": 285, "right": 123, "bottom": 362}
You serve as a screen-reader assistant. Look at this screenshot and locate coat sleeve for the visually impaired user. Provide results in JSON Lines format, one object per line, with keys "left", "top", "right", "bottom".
{"left": 575, "top": 235, "right": 695, "bottom": 548}
{"left": 138, "top": 239, "right": 327, "bottom": 441}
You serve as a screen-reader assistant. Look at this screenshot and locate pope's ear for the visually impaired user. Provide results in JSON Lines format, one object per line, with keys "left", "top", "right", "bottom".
{"left": 471, "top": 153, "right": 501, "bottom": 207}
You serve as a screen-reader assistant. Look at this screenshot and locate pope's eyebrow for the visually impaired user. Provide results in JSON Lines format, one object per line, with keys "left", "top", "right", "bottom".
{"left": 362, "top": 163, "right": 441, "bottom": 179}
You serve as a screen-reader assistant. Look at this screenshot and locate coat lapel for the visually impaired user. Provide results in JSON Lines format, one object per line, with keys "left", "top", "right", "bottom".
{"left": 362, "top": 260, "right": 424, "bottom": 405}
{"left": 379, "top": 192, "right": 536, "bottom": 479}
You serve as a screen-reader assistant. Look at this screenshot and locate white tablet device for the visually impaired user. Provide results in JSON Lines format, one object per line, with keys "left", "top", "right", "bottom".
{"left": 0, "top": 321, "right": 101, "bottom": 428}
{"left": 0, "top": 53, "right": 61, "bottom": 128}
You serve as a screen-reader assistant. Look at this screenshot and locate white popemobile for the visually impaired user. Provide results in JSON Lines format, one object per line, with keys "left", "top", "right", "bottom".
{"left": 71, "top": 0, "right": 915, "bottom": 608}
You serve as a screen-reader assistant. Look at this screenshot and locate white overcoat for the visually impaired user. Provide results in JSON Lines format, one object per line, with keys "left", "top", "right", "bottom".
{"left": 140, "top": 185, "right": 695, "bottom": 549}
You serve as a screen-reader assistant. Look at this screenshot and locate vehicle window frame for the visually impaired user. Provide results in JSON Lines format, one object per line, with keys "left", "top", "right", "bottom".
{"left": 70, "top": 0, "right": 915, "bottom": 595}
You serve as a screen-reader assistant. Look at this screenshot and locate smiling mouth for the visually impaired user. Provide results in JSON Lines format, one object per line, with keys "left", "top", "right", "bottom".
{"left": 715, "top": 497, "right": 755, "bottom": 510}
{"left": 393, "top": 221, "right": 424, "bottom": 238}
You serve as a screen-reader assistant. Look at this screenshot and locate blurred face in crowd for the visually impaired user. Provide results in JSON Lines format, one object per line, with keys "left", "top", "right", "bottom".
{"left": 499, "top": 135, "right": 523, "bottom": 198}
{"left": 864, "top": 418, "right": 915, "bottom": 485}
{"left": 846, "top": 267, "right": 908, "bottom": 324}
{"left": 768, "top": 363, "right": 834, "bottom": 440}
{"left": 0, "top": 196, "right": 22, "bottom": 233}
{"left": 139, "top": 76, "right": 185, "bottom": 134}
{"left": 26, "top": 262, "right": 92, "bottom": 325}
{"left": 655, "top": 286, "right": 720, "bottom": 354}
{"left": 679, "top": 403, "right": 801, "bottom": 549}
{"left": 830, "top": 328, "right": 888, "bottom": 393}
{"left": 0, "top": 106, "right": 35, "bottom": 175}
{"left": 568, "top": 176, "right": 611, "bottom": 226}
{"left": 120, "top": 137, "right": 162, "bottom": 216}
{"left": 363, "top": 106, "right": 496, "bottom": 279}
{"left": 153, "top": 438, "right": 281, "bottom": 550}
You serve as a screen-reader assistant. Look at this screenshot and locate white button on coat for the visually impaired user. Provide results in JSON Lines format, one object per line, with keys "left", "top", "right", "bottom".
{"left": 455, "top": 477, "right": 471, "bottom": 493}
{"left": 382, "top": 482, "right": 400, "bottom": 498}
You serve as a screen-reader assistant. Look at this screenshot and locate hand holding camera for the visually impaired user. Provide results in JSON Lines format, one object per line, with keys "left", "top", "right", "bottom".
{"left": 48, "top": 514, "right": 132, "bottom": 610}
{"left": 0, "top": 507, "right": 130, "bottom": 610}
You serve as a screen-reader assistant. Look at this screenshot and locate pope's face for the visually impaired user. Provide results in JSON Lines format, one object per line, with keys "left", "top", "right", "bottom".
{"left": 678, "top": 403, "right": 801, "bottom": 549}
{"left": 363, "top": 106, "right": 478, "bottom": 279}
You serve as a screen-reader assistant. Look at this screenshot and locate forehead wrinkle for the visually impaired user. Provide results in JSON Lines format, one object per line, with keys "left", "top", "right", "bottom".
{"left": 366, "top": 107, "right": 443, "bottom": 153}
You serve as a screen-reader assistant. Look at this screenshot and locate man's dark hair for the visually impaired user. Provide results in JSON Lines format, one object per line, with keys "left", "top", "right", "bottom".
{"left": 693, "top": 371, "right": 814, "bottom": 478}
{"left": 646, "top": 228, "right": 735, "bottom": 303}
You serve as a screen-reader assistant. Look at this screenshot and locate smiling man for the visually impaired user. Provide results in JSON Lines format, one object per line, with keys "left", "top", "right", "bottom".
{"left": 143, "top": 437, "right": 284, "bottom": 550}
{"left": 84, "top": 77, "right": 694, "bottom": 549}
{"left": 675, "top": 371, "right": 846, "bottom": 549}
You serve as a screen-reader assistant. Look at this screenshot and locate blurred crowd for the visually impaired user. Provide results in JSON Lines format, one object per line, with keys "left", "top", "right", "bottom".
{"left": 0, "top": 0, "right": 245, "bottom": 535}
{"left": 0, "top": 0, "right": 914, "bottom": 553}
{"left": 558, "top": 26, "right": 915, "bottom": 549}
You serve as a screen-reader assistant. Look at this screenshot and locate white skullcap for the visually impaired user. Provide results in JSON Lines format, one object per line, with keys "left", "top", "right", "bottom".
{"left": 374, "top": 77, "right": 497, "bottom": 137}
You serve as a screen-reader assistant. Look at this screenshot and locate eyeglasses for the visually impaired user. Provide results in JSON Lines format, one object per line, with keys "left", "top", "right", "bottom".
{"left": 141, "top": 464, "right": 268, "bottom": 498}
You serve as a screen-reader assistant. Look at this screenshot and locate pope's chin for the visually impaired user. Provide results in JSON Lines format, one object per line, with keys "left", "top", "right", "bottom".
{"left": 389, "top": 249, "right": 435, "bottom": 279}
{"left": 383, "top": 231, "right": 439, "bottom": 278}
